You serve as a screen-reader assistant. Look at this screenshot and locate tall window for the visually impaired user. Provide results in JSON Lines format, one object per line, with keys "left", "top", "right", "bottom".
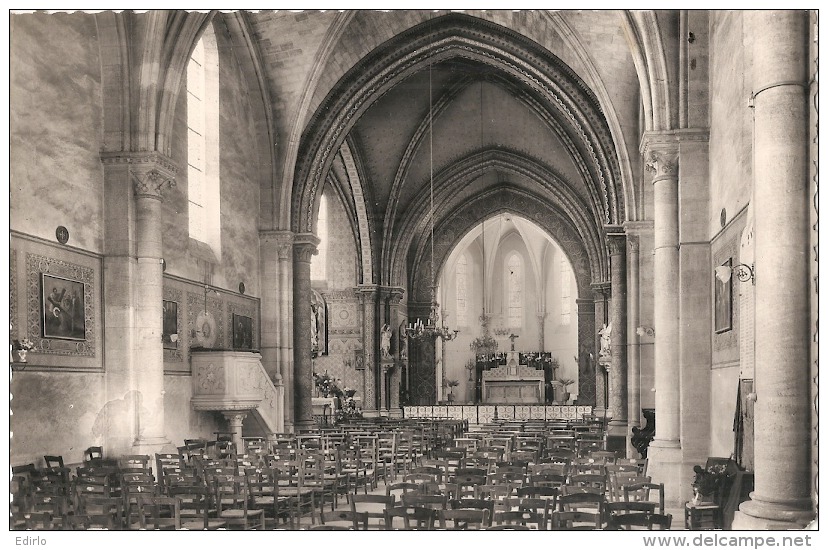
{"left": 507, "top": 254, "right": 523, "bottom": 328}
{"left": 187, "top": 26, "right": 220, "bottom": 256}
{"left": 560, "top": 257, "right": 571, "bottom": 325}
{"left": 456, "top": 254, "right": 468, "bottom": 327}
{"left": 311, "top": 193, "right": 328, "bottom": 280}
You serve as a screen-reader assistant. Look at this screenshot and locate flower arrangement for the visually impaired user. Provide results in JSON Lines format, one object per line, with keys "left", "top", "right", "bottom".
{"left": 312, "top": 371, "right": 343, "bottom": 398}
{"left": 691, "top": 462, "right": 734, "bottom": 503}
{"left": 17, "top": 338, "right": 35, "bottom": 351}
{"left": 335, "top": 389, "right": 362, "bottom": 424}
{"left": 470, "top": 334, "right": 499, "bottom": 355}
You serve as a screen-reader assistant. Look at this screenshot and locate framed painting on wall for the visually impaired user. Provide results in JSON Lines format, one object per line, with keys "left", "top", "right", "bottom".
{"left": 232, "top": 313, "right": 253, "bottom": 350}
{"left": 714, "top": 258, "right": 733, "bottom": 333}
{"left": 41, "top": 273, "right": 86, "bottom": 340}
{"left": 162, "top": 300, "right": 179, "bottom": 349}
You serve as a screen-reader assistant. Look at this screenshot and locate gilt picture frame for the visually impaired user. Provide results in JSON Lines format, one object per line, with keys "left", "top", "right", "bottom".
{"left": 41, "top": 273, "right": 86, "bottom": 341}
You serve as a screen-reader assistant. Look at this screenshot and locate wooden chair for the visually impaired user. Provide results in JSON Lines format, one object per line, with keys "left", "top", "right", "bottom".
{"left": 492, "top": 509, "right": 547, "bottom": 530}
{"left": 213, "top": 474, "right": 266, "bottom": 530}
{"left": 119, "top": 455, "right": 153, "bottom": 475}
{"left": 384, "top": 505, "right": 437, "bottom": 530}
{"left": 565, "top": 473, "right": 607, "bottom": 496}
{"left": 449, "top": 498, "right": 495, "bottom": 527}
{"left": 83, "top": 446, "right": 104, "bottom": 465}
{"left": 317, "top": 510, "right": 369, "bottom": 530}
{"left": 438, "top": 508, "right": 490, "bottom": 530}
{"left": 350, "top": 494, "right": 396, "bottom": 530}
{"left": 401, "top": 492, "right": 448, "bottom": 510}
{"left": 245, "top": 467, "right": 294, "bottom": 529}
{"left": 550, "top": 510, "right": 603, "bottom": 530}
{"left": 623, "top": 481, "right": 665, "bottom": 514}
{"left": 136, "top": 495, "right": 180, "bottom": 530}
{"left": 120, "top": 474, "right": 159, "bottom": 529}
{"left": 76, "top": 494, "right": 123, "bottom": 529}
{"left": 168, "top": 485, "right": 227, "bottom": 530}
{"left": 43, "top": 455, "right": 65, "bottom": 469}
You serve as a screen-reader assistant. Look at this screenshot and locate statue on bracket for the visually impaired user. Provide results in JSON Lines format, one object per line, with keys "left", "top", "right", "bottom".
{"left": 380, "top": 323, "right": 392, "bottom": 359}
{"left": 598, "top": 323, "right": 612, "bottom": 360}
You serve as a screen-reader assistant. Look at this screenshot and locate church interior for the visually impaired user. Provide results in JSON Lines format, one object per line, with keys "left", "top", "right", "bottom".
{"left": 8, "top": 10, "right": 818, "bottom": 531}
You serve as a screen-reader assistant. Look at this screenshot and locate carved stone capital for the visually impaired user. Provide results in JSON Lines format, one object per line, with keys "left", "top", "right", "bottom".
{"left": 293, "top": 233, "right": 320, "bottom": 263}
{"left": 628, "top": 236, "right": 640, "bottom": 254}
{"left": 606, "top": 233, "right": 627, "bottom": 256}
{"left": 591, "top": 282, "right": 611, "bottom": 298}
{"left": 131, "top": 168, "right": 176, "bottom": 199}
{"left": 101, "top": 151, "right": 178, "bottom": 175}
{"left": 261, "top": 230, "right": 295, "bottom": 260}
{"left": 644, "top": 149, "right": 679, "bottom": 178}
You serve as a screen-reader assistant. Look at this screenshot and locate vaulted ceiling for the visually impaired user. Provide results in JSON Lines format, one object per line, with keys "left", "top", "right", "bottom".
{"left": 239, "top": 9, "right": 643, "bottom": 289}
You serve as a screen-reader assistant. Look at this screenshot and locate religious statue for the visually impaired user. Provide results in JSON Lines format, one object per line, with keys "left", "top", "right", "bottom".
{"left": 598, "top": 323, "right": 612, "bottom": 359}
{"left": 380, "top": 323, "right": 392, "bottom": 358}
{"left": 508, "top": 333, "right": 519, "bottom": 351}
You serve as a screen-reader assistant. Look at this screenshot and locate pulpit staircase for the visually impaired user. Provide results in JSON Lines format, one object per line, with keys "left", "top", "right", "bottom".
{"left": 190, "top": 351, "right": 285, "bottom": 449}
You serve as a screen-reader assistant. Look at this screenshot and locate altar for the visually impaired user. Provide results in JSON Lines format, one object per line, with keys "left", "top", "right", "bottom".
{"left": 482, "top": 351, "right": 545, "bottom": 404}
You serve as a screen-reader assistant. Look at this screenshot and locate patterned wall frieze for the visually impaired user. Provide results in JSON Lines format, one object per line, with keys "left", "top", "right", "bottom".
{"left": 25, "top": 253, "right": 96, "bottom": 356}
{"left": 10, "top": 249, "right": 17, "bottom": 340}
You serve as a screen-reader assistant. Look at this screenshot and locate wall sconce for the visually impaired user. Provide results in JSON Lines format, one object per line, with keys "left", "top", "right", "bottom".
{"left": 715, "top": 263, "right": 755, "bottom": 285}
{"left": 636, "top": 326, "right": 655, "bottom": 338}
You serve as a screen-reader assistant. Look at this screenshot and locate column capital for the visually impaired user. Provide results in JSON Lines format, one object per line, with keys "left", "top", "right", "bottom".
{"left": 385, "top": 286, "right": 406, "bottom": 304}
{"left": 293, "top": 233, "right": 320, "bottom": 263}
{"left": 627, "top": 235, "right": 640, "bottom": 254}
{"left": 356, "top": 284, "right": 380, "bottom": 296}
{"left": 260, "top": 230, "right": 295, "bottom": 260}
{"left": 605, "top": 232, "right": 627, "bottom": 256}
{"left": 100, "top": 150, "right": 178, "bottom": 174}
{"left": 130, "top": 166, "right": 176, "bottom": 200}
{"left": 591, "top": 282, "right": 611, "bottom": 298}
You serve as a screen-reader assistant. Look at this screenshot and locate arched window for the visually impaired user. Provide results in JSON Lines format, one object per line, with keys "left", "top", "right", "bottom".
{"left": 507, "top": 254, "right": 523, "bottom": 328}
{"left": 561, "top": 257, "right": 571, "bottom": 325}
{"left": 456, "top": 254, "right": 468, "bottom": 327}
{"left": 311, "top": 193, "right": 328, "bottom": 280}
{"left": 187, "top": 25, "right": 221, "bottom": 257}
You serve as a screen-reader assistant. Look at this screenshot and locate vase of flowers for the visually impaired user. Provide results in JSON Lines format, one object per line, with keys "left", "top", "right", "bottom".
{"left": 14, "top": 338, "right": 35, "bottom": 363}
{"left": 446, "top": 379, "right": 459, "bottom": 403}
{"left": 691, "top": 463, "right": 733, "bottom": 505}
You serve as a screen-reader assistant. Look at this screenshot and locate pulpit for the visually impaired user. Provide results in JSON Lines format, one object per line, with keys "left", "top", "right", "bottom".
{"left": 481, "top": 351, "right": 545, "bottom": 404}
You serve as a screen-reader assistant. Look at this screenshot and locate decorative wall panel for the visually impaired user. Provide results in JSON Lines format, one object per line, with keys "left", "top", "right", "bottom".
{"left": 26, "top": 252, "right": 95, "bottom": 356}
{"left": 163, "top": 287, "right": 183, "bottom": 364}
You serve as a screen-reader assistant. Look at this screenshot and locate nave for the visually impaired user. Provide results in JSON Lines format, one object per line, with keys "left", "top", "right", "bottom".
{"left": 11, "top": 417, "right": 682, "bottom": 531}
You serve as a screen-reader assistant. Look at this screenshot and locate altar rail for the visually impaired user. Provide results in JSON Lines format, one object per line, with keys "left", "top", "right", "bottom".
{"left": 403, "top": 405, "right": 592, "bottom": 423}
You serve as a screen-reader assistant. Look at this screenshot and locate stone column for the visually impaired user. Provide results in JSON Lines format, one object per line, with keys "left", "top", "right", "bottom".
{"left": 357, "top": 285, "right": 379, "bottom": 414}
{"left": 129, "top": 160, "right": 175, "bottom": 453}
{"left": 292, "top": 233, "right": 319, "bottom": 431}
{"left": 642, "top": 138, "right": 682, "bottom": 507}
{"left": 592, "top": 283, "right": 610, "bottom": 414}
{"left": 575, "top": 298, "right": 596, "bottom": 406}
{"left": 259, "top": 230, "right": 292, "bottom": 431}
{"left": 734, "top": 10, "right": 813, "bottom": 529}
{"left": 625, "top": 235, "right": 641, "bottom": 457}
{"left": 606, "top": 232, "right": 628, "bottom": 436}
{"left": 388, "top": 287, "right": 405, "bottom": 416}
{"left": 222, "top": 411, "right": 247, "bottom": 453}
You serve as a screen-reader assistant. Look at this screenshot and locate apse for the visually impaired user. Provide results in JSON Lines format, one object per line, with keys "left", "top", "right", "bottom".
{"left": 435, "top": 213, "right": 579, "bottom": 404}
